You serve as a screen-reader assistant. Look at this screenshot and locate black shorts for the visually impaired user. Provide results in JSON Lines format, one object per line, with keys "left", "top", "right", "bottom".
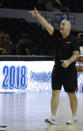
{"left": 52, "top": 63, "right": 77, "bottom": 92}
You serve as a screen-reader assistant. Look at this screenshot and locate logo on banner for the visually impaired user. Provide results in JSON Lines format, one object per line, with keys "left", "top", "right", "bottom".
{"left": 60, "top": 14, "right": 69, "bottom": 21}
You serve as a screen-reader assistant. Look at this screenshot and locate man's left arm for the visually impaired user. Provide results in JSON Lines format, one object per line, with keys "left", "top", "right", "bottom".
{"left": 61, "top": 51, "right": 79, "bottom": 68}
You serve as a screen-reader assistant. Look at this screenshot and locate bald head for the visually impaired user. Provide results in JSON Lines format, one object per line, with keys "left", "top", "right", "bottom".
{"left": 62, "top": 20, "right": 71, "bottom": 29}
{"left": 60, "top": 20, "right": 71, "bottom": 38}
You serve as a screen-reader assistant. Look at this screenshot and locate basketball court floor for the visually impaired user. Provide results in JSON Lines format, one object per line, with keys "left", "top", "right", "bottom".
{"left": 0, "top": 91, "right": 83, "bottom": 131}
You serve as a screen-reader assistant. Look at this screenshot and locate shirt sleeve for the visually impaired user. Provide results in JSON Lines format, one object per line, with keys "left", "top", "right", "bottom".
{"left": 73, "top": 37, "right": 80, "bottom": 52}
{"left": 52, "top": 28, "right": 61, "bottom": 40}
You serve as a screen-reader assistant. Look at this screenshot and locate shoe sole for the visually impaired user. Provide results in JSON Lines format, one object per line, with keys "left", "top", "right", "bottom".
{"left": 45, "top": 119, "right": 55, "bottom": 124}
{"left": 66, "top": 122, "right": 78, "bottom": 125}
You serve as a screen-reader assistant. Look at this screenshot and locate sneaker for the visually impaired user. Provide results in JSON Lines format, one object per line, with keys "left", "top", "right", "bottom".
{"left": 66, "top": 118, "right": 78, "bottom": 125}
{"left": 45, "top": 115, "right": 56, "bottom": 124}
{"left": 0, "top": 125, "right": 7, "bottom": 130}
{"left": 0, "top": 125, "right": 7, "bottom": 128}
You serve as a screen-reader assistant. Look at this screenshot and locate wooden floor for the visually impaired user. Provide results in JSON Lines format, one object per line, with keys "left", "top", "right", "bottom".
{"left": 0, "top": 91, "right": 83, "bottom": 131}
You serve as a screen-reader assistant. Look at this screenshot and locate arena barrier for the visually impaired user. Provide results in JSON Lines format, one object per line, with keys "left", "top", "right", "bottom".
{"left": 0, "top": 55, "right": 83, "bottom": 93}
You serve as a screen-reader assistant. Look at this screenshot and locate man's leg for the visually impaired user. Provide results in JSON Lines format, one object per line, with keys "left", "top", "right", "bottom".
{"left": 66, "top": 92, "right": 78, "bottom": 125}
{"left": 45, "top": 90, "right": 60, "bottom": 124}
{"left": 51, "top": 90, "right": 60, "bottom": 115}
{"left": 68, "top": 92, "right": 77, "bottom": 116}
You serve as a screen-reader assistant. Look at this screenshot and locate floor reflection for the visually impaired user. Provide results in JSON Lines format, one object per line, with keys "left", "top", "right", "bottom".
{"left": 45, "top": 124, "right": 83, "bottom": 131}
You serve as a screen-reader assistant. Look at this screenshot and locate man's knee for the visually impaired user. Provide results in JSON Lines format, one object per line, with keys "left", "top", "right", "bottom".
{"left": 52, "top": 90, "right": 60, "bottom": 97}
{"left": 68, "top": 92, "right": 77, "bottom": 100}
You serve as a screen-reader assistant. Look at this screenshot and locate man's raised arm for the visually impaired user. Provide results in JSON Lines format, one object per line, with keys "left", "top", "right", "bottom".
{"left": 29, "top": 8, "right": 54, "bottom": 36}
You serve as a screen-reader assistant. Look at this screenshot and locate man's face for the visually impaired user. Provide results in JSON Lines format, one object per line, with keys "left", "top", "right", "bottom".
{"left": 60, "top": 20, "right": 71, "bottom": 35}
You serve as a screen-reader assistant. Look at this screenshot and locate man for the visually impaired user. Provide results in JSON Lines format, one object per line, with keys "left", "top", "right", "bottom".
{"left": 29, "top": 8, "right": 80, "bottom": 125}
{"left": 16, "top": 34, "right": 32, "bottom": 55}
{"left": 0, "top": 33, "right": 12, "bottom": 55}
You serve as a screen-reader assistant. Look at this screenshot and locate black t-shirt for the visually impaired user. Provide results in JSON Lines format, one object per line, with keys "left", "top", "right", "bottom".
{"left": 52, "top": 28, "right": 80, "bottom": 61}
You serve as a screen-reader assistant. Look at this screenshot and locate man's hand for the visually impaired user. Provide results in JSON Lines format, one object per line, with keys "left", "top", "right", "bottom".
{"left": 28, "top": 8, "right": 39, "bottom": 17}
{"left": 28, "top": 7, "right": 54, "bottom": 35}
{"left": 60, "top": 60, "right": 71, "bottom": 68}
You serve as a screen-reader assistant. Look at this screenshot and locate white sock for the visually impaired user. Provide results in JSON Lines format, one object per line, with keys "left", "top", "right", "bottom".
{"left": 72, "top": 115, "right": 77, "bottom": 120}
{"left": 51, "top": 114, "right": 56, "bottom": 119}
